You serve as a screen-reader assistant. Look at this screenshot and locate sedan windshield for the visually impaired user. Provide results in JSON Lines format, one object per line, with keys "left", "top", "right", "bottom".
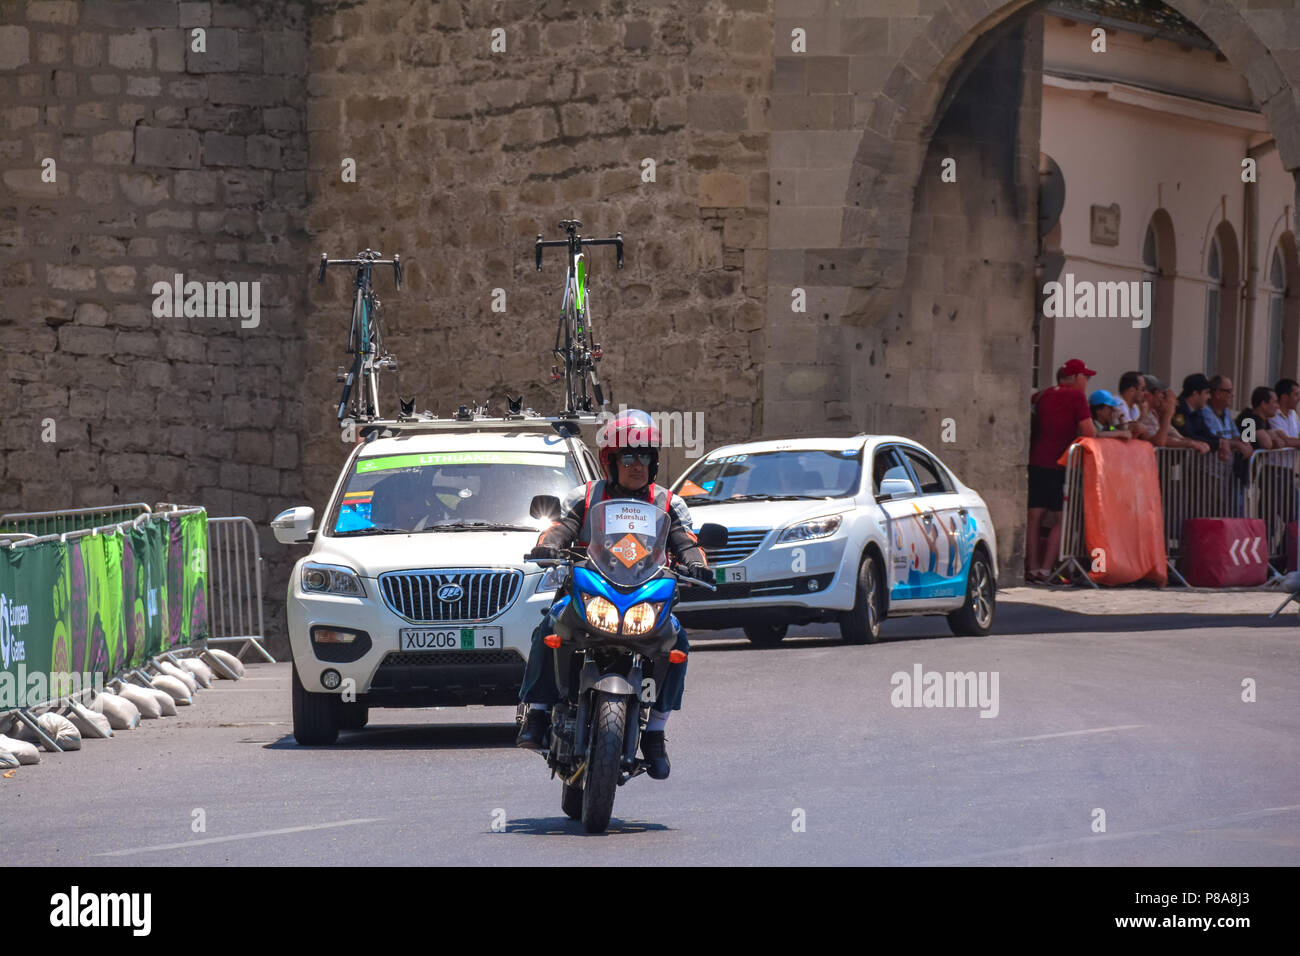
{"left": 675, "top": 449, "right": 861, "bottom": 502}
{"left": 329, "top": 450, "right": 582, "bottom": 535}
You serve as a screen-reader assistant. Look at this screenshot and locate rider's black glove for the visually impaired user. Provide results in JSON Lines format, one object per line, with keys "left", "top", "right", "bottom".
{"left": 686, "top": 563, "right": 713, "bottom": 583}
{"left": 526, "top": 546, "right": 560, "bottom": 562}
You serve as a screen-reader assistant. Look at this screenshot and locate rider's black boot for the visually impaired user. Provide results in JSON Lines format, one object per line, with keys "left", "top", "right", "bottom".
{"left": 515, "top": 709, "right": 550, "bottom": 750}
{"left": 640, "top": 730, "right": 670, "bottom": 779}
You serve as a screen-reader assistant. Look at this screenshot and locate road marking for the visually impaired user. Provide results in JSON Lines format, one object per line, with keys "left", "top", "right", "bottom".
{"left": 921, "top": 804, "right": 1300, "bottom": 866}
{"left": 987, "top": 724, "right": 1144, "bottom": 743}
{"left": 95, "top": 818, "right": 382, "bottom": 857}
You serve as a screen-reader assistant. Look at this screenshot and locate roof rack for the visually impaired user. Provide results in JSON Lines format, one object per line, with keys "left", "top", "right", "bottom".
{"left": 351, "top": 401, "right": 602, "bottom": 441}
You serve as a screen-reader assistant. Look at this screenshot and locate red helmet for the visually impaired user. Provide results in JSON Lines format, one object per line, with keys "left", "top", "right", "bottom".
{"left": 596, "top": 408, "right": 660, "bottom": 483}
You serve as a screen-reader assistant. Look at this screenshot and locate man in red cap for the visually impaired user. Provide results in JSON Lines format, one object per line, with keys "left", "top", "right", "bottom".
{"left": 1026, "top": 358, "right": 1097, "bottom": 581}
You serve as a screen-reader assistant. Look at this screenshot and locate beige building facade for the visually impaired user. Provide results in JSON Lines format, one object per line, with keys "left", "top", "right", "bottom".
{"left": 1039, "top": 4, "right": 1298, "bottom": 396}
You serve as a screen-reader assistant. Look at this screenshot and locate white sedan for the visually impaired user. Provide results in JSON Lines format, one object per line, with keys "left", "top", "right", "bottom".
{"left": 670, "top": 436, "right": 998, "bottom": 645}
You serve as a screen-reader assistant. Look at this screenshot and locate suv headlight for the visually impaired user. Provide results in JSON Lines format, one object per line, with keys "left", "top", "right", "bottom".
{"left": 301, "top": 563, "right": 366, "bottom": 597}
{"left": 777, "top": 515, "right": 843, "bottom": 544}
{"left": 536, "top": 565, "right": 569, "bottom": 594}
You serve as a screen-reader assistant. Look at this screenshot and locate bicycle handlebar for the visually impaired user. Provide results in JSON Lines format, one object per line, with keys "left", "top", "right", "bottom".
{"left": 318, "top": 252, "right": 403, "bottom": 290}
{"left": 535, "top": 232, "right": 624, "bottom": 271}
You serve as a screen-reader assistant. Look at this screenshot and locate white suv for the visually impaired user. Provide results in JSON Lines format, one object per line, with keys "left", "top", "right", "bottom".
{"left": 272, "top": 423, "right": 601, "bottom": 743}
{"left": 669, "top": 436, "right": 998, "bottom": 645}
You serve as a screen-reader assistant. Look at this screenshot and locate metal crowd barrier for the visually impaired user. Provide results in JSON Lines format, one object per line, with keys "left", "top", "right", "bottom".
{"left": 1051, "top": 443, "right": 1296, "bottom": 588}
{"left": 1245, "top": 448, "right": 1299, "bottom": 580}
{"left": 1050, "top": 443, "right": 1095, "bottom": 587}
{"left": 0, "top": 503, "right": 152, "bottom": 537}
{"left": 206, "top": 516, "right": 273, "bottom": 662}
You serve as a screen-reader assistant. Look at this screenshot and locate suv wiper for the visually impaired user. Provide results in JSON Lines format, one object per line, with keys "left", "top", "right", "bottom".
{"left": 720, "top": 494, "right": 825, "bottom": 503}
{"left": 332, "top": 527, "right": 415, "bottom": 536}
{"left": 424, "top": 521, "right": 538, "bottom": 533}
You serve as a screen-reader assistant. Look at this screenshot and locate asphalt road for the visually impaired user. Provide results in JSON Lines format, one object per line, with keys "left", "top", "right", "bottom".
{"left": 3, "top": 602, "right": 1298, "bottom": 866}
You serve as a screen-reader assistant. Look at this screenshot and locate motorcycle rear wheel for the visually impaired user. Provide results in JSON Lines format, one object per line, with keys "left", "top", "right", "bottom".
{"left": 581, "top": 691, "right": 626, "bottom": 833}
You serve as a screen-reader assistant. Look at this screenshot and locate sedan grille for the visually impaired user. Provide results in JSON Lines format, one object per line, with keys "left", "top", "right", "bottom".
{"left": 378, "top": 569, "right": 523, "bottom": 623}
{"left": 702, "top": 528, "right": 770, "bottom": 566}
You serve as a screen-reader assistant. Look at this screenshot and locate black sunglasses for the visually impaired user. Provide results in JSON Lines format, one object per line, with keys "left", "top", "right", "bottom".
{"left": 618, "top": 451, "right": 655, "bottom": 466}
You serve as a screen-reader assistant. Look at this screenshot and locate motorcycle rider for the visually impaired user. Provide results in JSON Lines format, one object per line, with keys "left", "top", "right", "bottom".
{"left": 515, "top": 408, "right": 711, "bottom": 779}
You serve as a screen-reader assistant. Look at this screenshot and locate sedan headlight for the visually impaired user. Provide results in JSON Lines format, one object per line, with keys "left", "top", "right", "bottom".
{"left": 301, "top": 563, "right": 366, "bottom": 597}
{"left": 621, "top": 601, "right": 664, "bottom": 636}
{"left": 583, "top": 594, "right": 620, "bottom": 633}
{"left": 777, "top": 515, "right": 843, "bottom": 543}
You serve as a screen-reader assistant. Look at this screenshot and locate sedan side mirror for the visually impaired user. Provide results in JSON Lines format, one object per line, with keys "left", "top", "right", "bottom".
{"left": 696, "top": 523, "right": 728, "bottom": 549}
{"left": 530, "top": 494, "right": 562, "bottom": 521}
{"left": 271, "top": 506, "right": 315, "bottom": 544}
{"left": 875, "top": 478, "right": 915, "bottom": 502}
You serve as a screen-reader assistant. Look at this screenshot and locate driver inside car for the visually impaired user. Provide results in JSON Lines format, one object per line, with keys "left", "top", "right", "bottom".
{"left": 515, "top": 409, "right": 712, "bottom": 779}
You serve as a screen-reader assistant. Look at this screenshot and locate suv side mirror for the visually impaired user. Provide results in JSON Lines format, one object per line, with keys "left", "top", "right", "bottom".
{"left": 530, "top": 495, "right": 562, "bottom": 521}
{"left": 696, "top": 523, "right": 728, "bottom": 549}
{"left": 272, "top": 506, "right": 316, "bottom": 544}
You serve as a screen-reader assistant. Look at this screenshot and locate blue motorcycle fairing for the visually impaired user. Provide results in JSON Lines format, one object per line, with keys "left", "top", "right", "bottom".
{"left": 570, "top": 565, "right": 677, "bottom": 616}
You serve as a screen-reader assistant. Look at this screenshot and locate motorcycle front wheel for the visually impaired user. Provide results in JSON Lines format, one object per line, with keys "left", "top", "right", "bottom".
{"left": 581, "top": 690, "right": 627, "bottom": 833}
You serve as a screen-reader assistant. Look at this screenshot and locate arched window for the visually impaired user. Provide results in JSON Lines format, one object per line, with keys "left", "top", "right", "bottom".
{"left": 1205, "top": 234, "right": 1221, "bottom": 373}
{"left": 1140, "top": 222, "right": 1157, "bottom": 371}
{"left": 1267, "top": 245, "right": 1286, "bottom": 386}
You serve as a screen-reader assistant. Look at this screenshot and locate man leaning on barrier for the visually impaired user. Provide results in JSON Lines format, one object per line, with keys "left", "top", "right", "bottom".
{"left": 1138, "top": 375, "right": 1209, "bottom": 453}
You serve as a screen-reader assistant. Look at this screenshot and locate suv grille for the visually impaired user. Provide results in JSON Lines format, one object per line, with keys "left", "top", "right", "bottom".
{"left": 703, "top": 528, "right": 770, "bottom": 566}
{"left": 379, "top": 569, "right": 523, "bottom": 623}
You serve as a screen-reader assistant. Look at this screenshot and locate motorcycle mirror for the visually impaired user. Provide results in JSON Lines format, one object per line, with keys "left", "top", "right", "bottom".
{"left": 696, "top": 523, "right": 728, "bottom": 549}
{"left": 530, "top": 494, "right": 562, "bottom": 521}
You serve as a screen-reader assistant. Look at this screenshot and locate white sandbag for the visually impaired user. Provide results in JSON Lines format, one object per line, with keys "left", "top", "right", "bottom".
{"left": 37, "top": 712, "right": 81, "bottom": 751}
{"left": 146, "top": 685, "right": 178, "bottom": 716}
{"left": 177, "top": 657, "right": 214, "bottom": 688}
{"left": 14, "top": 712, "right": 82, "bottom": 750}
{"left": 116, "top": 682, "right": 162, "bottom": 719}
{"left": 94, "top": 692, "right": 140, "bottom": 730}
{"left": 0, "top": 734, "right": 40, "bottom": 765}
{"left": 202, "top": 647, "right": 244, "bottom": 679}
{"left": 67, "top": 703, "right": 113, "bottom": 738}
{"left": 0, "top": 751, "right": 18, "bottom": 770}
{"left": 159, "top": 661, "right": 199, "bottom": 694}
{"left": 151, "top": 674, "right": 193, "bottom": 705}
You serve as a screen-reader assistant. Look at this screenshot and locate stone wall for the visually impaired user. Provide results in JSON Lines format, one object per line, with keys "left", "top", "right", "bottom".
{"left": 301, "top": 0, "right": 773, "bottom": 516}
{"left": 0, "top": 0, "right": 310, "bottom": 646}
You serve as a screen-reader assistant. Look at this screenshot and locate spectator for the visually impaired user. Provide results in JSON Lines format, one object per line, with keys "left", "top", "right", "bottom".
{"left": 1115, "top": 371, "right": 1151, "bottom": 438}
{"left": 1088, "top": 389, "right": 1132, "bottom": 439}
{"left": 1268, "top": 378, "right": 1300, "bottom": 461}
{"left": 1138, "top": 375, "right": 1209, "bottom": 453}
{"left": 1027, "top": 358, "right": 1097, "bottom": 582}
{"left": 1236, "top": 387, "right": 1282, "bottom": 451}
{"left": 1172, "top": 374, "right": 1221, "bottom": 450}
{"left": 1202, "top": 374, "right": 1256, "bottom": 466}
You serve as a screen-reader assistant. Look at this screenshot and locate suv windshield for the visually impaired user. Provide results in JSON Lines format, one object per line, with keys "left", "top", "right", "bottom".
{"left": 329, "top": 449, "right": 582, "bottom": 535}
{"left": 675, "top": 449, "right": 861, "bottom": 502}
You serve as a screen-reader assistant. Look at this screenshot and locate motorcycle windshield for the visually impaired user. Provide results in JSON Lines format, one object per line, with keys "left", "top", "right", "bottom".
{"left": 585, "top": 498, "right": 669, "bottom": 588}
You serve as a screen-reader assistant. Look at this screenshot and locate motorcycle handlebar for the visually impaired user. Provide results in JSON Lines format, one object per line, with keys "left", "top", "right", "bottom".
{"left": 525, "top": 555, "right": 717, "bottom": 590}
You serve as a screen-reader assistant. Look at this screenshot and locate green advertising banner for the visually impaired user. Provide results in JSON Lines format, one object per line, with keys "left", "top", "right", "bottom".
{"left": 0, "top": 511, "right": 210, "bottom": 711}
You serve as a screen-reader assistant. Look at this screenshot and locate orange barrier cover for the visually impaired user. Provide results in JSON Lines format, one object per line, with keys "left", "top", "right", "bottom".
{"left": 1059, "top": 437, "right": 1168, "bottom": 586}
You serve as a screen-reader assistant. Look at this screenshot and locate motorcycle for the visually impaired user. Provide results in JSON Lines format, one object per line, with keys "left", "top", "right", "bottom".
{"left": 522, "top": 493, "right": 727, "bottom": 833}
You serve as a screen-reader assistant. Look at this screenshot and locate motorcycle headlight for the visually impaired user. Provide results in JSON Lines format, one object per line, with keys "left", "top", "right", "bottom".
{"left": 536, "top": 565, "right": 569, "bottom": 594}
{"left": 583, "top": 595, "right": 620, "bottom": 633}
{"left": 301, "top": 563, "right": 366, "bottom": 597}
{"left": 621, "top": 601, "right": 663, "bottom": 636}
{"left": 777, "top": 515, "right": 843, "bottom": 544}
